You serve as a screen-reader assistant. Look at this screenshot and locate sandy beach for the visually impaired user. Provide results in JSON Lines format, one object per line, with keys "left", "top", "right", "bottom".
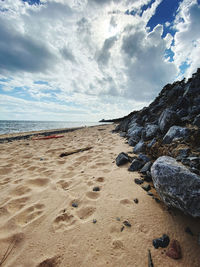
{"left": 0, "top": 124, "right": 200, "bottom": 267}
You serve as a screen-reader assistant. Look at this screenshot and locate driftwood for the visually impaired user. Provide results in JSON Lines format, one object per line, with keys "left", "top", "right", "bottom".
{"left": 59, "top": 146, "right": 93, "bottom": 157}
{"left": 148, "top": 249, "right": 154, "bottom": 267}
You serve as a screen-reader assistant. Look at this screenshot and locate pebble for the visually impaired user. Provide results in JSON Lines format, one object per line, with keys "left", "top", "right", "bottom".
{"left": 116, "top": 217, "right": 121, "bottom": 221}
{"left": 142, "top": 184, "right": 151, "bottom": 191}
{"left": 93, "top": 219, "right": 97, "bottom": 224}
{"left": 147, "top": 192, "right": 154, "bottom": 196}
{"left": 153, "top": 234, "right": 170, "bottom": 249}
{"left": 93, "top": 186, "right": 100, "bottom": 192}
{"left": 134, "top": 178, "right": 144, "bottom": 185}
{"left": 121, "top": 226, "right": 125, "bottom": 232}
{"left": 134, "top": 198, "right": 139, "bottom": 204}
{"left": 166, "top": 240, "right": 182, "bottom": 259}
{"left": 123, "top": 220, "right": 131, "bottom": 227}
{"left": 40, "top": 158, "right": 44, "bottom": 161}
{"left": 72, "top": 203, "right": 78, "bottom": 208}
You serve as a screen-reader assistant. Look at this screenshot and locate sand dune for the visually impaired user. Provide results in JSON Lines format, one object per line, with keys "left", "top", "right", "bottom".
{"left": 0, "top": 124, "right": 200, "bottom": 266}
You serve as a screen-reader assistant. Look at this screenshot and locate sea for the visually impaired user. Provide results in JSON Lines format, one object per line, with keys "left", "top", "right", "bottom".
{"left": 0, "top": 120, "right": 104, "bottom": 135}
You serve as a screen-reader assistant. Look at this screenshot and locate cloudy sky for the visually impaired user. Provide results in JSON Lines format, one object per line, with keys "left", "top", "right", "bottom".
{"left": 0, "top": 0, "right": 199, "bottom": 121}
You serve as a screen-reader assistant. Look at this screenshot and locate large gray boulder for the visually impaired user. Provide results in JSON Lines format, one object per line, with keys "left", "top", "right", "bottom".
{"left": 151, "top": 156, "right": 200, "bottom": 217}
{"left": 143, "top": 124, "right": 159, "bottom": 140}
{"left": 127, "top": 123, "right": 143, "bottom": 141}
{"left": 158, "top": 109, "right": 180, "bottom": 133}
{"left": 162, "top": 126, "right": 190, "bottom": 144}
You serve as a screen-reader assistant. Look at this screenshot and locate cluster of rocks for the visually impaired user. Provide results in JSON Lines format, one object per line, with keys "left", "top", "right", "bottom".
{"left": 114, "top": 68, "right": 200, "bottom": 218}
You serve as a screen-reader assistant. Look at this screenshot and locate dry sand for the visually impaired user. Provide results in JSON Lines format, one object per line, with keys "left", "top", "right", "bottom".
{"left": 0, "top": 124, "right": 199, "bottom": 266}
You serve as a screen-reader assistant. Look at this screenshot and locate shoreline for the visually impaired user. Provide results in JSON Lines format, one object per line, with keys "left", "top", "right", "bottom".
{"left": 0, "top": 123, "right": 112, "bottom": 143}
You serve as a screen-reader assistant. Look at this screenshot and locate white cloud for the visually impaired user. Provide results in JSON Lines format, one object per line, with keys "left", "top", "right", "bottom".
{"left": 0, "top": 0, "right": 198, "bottom": 121}
{"left": 172, "top": 0, "right": 200, "bottom": 78}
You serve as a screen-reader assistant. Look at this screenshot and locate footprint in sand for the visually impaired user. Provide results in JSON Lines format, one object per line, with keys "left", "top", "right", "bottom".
{"left": 6, "top": 196, "right": 30, "bottom": 213}
{"left": 76, "top": 206, "right": 96, "bottom": 220}
{"left": 56, "top": 180, "right": 71, "bottom": 190}
{"left": 15, "top": 203, "right": 45, "bottom": 226}
{"left": 96, "top": 177, "right": 105, "bottom": 183}
{"left": 86, "top": 191, "right": 100, "bottom": 200}
{"left": 120, "top": 199, "right": 133, "bottom": 206}
{"left": 26, "top": 178, "right": 50, "bottom": 188}
{"left": 53, "top": 210, "right": 77, "bottom": 232}
{"left": 112, "top": 239, "right": 124, "bottom": 250}
{"left": 0, "top": 178, "right": 11, "bottom": 186}
{"left": 0, "top": 167, "right": 12, "bottom": 175}
{"left": 11, "top": 185, "right": 31, "bottom": 197}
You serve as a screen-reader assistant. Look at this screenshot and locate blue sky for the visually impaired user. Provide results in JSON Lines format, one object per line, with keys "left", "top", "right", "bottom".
{"left": 0, "top": 0, "right": 200, "bottom": 121}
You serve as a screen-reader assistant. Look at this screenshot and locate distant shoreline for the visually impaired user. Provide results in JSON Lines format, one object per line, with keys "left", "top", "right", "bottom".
{"left": 0, "top": 123, "right": 112, "bottom": 143}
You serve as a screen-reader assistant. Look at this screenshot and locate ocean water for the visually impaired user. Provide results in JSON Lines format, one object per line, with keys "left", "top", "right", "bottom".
{"left": 0, "top": 120, "right": 103, "bottom": 135}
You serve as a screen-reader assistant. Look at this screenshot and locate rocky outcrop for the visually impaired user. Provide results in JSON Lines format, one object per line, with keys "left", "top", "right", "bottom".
{"left": 114, "top": 68, "right": 200, "bottom": 217}
{"left": 151, "top": 156, "right": 200, "bottom": 217}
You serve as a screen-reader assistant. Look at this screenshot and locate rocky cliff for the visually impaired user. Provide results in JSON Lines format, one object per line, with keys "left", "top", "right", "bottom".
{"left": 115, "top": 68, "right": 200, "bottom": 217}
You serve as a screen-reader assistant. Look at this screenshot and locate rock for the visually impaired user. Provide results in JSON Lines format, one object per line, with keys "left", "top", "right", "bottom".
{"left": 123, "top": 220, "right": 131, "bottom": 227}
{"left": 133, "top": 198, "right": 139, "bottom": 204}
{"left": 151, "top": 156, "right": 200, "bottom": 217}
{"left": 153, "top": 234, "right": 170, "bottom": 249}
{"left": 147, "top": 192, "right": 154, "bottom": 196}
{"left": 116, "top": 217, "right": 120, "bottom": 221}
{"left": 147, "top": 138, "right": 157, "bottom": 149}
{"left": 138, "top": 154, "right": 150, "bottom": 163}
{"left": 158, "top": 109, "right": 180, "bottom": 133}
{"left": 128, "top": 137, "right": 138, "bottom": 147}
{"left": 116, "top": 152, "right": 130, "bottom": 166}
{"left": 143, "top": 171, "right": 152, "bottom": 182}
{"left": 134, "top": 178, "right": 144, "bottom": 185}
{"left": 128, "top": 159, "right": 144, "bottom": 172}
{"left": 72, "top": 202, "right": 78, "bottom": 208}
{"left": 93, "top": 186, "right": 100, "bottom": 192}
{"left": 140, "top": 162, "right": 152, "bottom": 174}
{"left": 120, "top": 132, "right": 126, "bottom": 137}
{"left": 193, "top": 114, "right": 200, "bottom": 127}
{"left": 127, "top": 124, "right": 144, "bottom": 141}
{"left": 176, "top": 148, "right": 190, "bottom": 161}
{"left": 93, "top": 219, "right": 97, "bottom": 224}
{"left": 142, "top": 184, "right": 151, "bottom": 191}
{"left": 163, "top": 126, "right": 190, "bottom": 144}
{"left": 143, "top": 124, "right": 159, "bottom": 140}
{"left": 133, "top": 141, "right": 146, "bottom": 154}
{"left": 166, "top": 240, "right": 182, "bottom": 260}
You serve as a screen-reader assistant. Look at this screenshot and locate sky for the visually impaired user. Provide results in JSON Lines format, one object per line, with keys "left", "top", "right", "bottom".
{"left": 0, "top": 0, "right": 200, "bottom": 121}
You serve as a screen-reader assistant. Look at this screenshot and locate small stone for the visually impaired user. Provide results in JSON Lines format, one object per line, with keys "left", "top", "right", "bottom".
{"left": 121, "top": 226, "right": 125, "bottom": 232}
{"left": 153, "top": 234, "right": 170, "bottom": 249}
{"left": 123, "top": 220, "right": 131, "bottom": 227}
{"left": 134, "top": 178, "right": 144, "bottom": 185}
{"left": 142, "top": 184, "right": 151, "bottom": 192}
{"left": 166, "top": 240, "right": 182, "bottom": 259}
{"left": 147, "top": 192, "right": 154, "bottom": 197}
{"left": 128, "top": 159, "right": 144, "bottom": 172}
{"left": 72, "top": 203, "right": 78, "bottom": 208}
{"left": 185, "top": 226, "right": 194, "bottom": 236}
{"left": 116, "top": 217, "right": 120, "bottom": 221}
{"left": 93, "top": 219, "right": 97, "bottom": 224}
{"left": 93, "top": 186, "right": 100, "bottom": 192}
{"left": 40, "top": 158, "right": 44, "bottom": 161}
{"left": 134, "top": 198, "right": 139, "bottom": 204}
{"left": 116, "top": 152, "right": 130, "bottom": 166}
{"left": 154, "top": 197, "right": 161, "bottom": 203}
